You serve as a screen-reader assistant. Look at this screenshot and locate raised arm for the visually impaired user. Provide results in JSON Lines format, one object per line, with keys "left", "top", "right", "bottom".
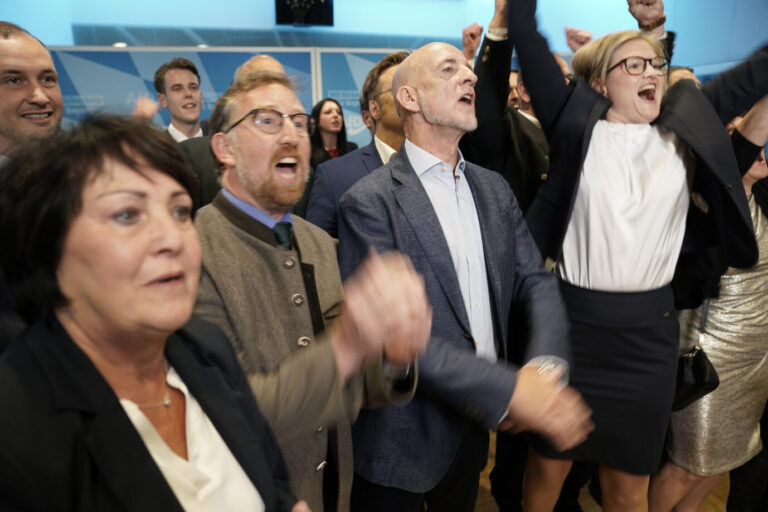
{"left": 459, "top": 0, "right": 512, "bottom": 167}
{"left": 506, "top": 0, "right": 573, "bottom": 137}
{"left": 701, "top": 44, "right": 768, "bottom": 125}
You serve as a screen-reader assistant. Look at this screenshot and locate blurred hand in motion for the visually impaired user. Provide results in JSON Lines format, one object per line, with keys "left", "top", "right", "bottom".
{"left": 331, "top": 250, "right": 432, "bottom": 379}
{"left": 132, "top": 97, "right": 160, "bottom": 121}
{"left": 292, "top": 500, "right": 311, "bottom": 512}
{"left": 564, "top": 27, "right": 592, "bottom": 52}
{"left": 462, "top": 22, "right": 484, "bottom": 63}
{"left": 499, "top": 365, "right": 593, "bottom": 451}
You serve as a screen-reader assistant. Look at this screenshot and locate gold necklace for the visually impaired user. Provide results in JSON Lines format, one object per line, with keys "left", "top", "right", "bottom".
{"left": 137, "top": 361, "right": 171, "bottom": 409}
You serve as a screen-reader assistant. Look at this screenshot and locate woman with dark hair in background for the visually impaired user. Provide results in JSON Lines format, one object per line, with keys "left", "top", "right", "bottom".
{"left": 310, "top": 98, "right": 358, "bottom": 169}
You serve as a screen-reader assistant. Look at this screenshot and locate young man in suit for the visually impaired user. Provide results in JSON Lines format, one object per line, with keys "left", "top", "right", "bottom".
{"left": 154, "top": 57, "right": 205, "bottom": 142}
{"left": 306, "top": 51, "right": 409, "bottom": 237}
{"left": 193, "top": 70, "right": 430, "bottom": 512}
{"left": 337, "top": 41, "right": 592, "bottom": 512}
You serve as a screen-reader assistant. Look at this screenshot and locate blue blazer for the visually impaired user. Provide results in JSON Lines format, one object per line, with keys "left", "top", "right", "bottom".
{"left": 337, "top": 149, "right": 569, "bottom": 492}
{"left": 508, "top": 0, "right": 767, "bottom": 308}
{"left": 306, "top": 141, "right": 383, "bottom": 238}
{"left": 0, "top": 315, "right": 295, "bottom": 511}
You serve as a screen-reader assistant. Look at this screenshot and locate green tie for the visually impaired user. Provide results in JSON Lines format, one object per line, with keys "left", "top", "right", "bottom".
{"left": 273, "top": 221, "right": 292, "bottom": 249}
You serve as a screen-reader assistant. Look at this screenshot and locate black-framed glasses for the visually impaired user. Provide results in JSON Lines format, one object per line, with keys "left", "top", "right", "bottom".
{"left": 224, "top": 108, "right": 315, "bottom": 136}
{"left": 607, "top": 55, "right": 667, "bottom": 76}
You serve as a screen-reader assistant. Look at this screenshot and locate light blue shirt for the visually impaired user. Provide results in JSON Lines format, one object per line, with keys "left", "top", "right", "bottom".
{"left": 221, "top": 187, "right": 292, "bottom": 229}
{"left": 404, "top": 139, "right": 496, "bottom": 363}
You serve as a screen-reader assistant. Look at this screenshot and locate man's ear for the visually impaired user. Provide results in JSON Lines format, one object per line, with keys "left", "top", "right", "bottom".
{"left": 591, "top": 78, "right": 607, "bottom": 97}
{"left": 395, "top": 86, "right": 420, "bottom": 114}
{"left": 211, "top": 132, "right": 237, "bottom": 168}
{"left": 157, "top": 93, "right": 168, "bottom": 109}
{"left": 368, "top": 98, "right": 382, "bottom": 121}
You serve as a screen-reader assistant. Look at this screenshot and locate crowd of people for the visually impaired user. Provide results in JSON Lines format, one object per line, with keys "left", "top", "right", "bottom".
{"left": 0, "top": 0, "right": 767, "bottom": 511}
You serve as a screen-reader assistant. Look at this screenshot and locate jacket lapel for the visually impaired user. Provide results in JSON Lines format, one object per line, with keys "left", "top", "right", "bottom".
{"left": 29, "top": 316, "right": 182, "bottom": 511}
{"left": 389, "top": 151, "right": 472, "bottom": 333}
{"left": 166, "top": 334, "right": 277, "bottom": 509}
{"left": 464, "top": 166, "right": 504, "bottom": 338}
{"left": 361, "top": 141, "right": 384, "bottom": 173}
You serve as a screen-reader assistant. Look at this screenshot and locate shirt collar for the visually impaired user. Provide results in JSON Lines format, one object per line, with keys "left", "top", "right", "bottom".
{"left": 167, "top": 123, "right": 203, "bottom": 142}
{"left": 373, "top": 135, "right": 397, "bottom": 164}
{"left": 403, "top": 138, "right": 467, "bottom": 178}
{"left": 221, "top": 187, "right": 292, "bottom": 229}
{"left": 517, "top": 109, "right": 541, "bottom": 127}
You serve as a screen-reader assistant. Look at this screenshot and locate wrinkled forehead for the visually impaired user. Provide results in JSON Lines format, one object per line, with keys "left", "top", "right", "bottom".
{"left": 231, "top": 84, "right": 304, "bottom": 118}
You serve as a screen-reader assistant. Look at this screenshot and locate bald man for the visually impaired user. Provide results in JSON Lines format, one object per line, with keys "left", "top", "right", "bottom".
{"left": 337, "top": 41, "right": 591, "bottom": 512}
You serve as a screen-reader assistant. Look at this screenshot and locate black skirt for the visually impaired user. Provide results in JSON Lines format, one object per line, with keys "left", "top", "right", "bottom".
{"left": 531, "top": 280, "right": 679, "bottom": 475}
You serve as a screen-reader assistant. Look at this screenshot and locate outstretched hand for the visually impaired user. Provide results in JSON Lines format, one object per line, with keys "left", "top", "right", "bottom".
{"left": 564, "top": 27, "right": 592, "bottom": 52}
{"left": 331, "top": 250, "right": 432, "bottom": 379}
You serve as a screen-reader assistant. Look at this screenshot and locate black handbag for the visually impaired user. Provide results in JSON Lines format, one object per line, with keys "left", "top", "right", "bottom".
{"left": 672, "top": 299, "right": 720, "bottom": 411}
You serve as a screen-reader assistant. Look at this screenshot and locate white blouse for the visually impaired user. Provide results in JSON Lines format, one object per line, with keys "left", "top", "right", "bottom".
{"left": 120, "top": 367, "right": 266, "bottom": 512}
{"left": 557, "top": 120, "right": 690, "bottom": 292}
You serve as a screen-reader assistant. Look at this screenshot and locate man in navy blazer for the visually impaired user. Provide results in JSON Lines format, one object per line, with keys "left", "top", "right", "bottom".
{"left": 337, "top": 42, "right": 592, "bottom": 512}
{"left": 306, "top": 51, "right": 409, "bottom": 237}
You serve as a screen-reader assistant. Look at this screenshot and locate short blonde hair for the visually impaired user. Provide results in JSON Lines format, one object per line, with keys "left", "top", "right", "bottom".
{"left": 571, "top": 30, "right": 664, "bottom": 86}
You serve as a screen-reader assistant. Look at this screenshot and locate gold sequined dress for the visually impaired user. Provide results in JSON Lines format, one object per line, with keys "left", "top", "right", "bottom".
{"left": 667, "top": 194, "right": 768, "bottom": 475}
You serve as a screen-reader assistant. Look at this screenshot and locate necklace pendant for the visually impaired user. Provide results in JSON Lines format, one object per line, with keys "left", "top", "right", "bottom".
{"left": 163, "top": 396, "right": 172, "bottom": 408}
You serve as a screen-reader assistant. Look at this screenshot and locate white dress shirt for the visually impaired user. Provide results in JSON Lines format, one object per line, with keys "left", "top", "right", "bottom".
{"left": 557, "top": 121, "right": 689, "bottom": 291}
{"left": 167, "top": 123, "right": 203, "bottom": 142}
{"left": 404, "top": 139, "right": 496, "bottom": 362}
{"left": 121, "top": 367, "right": 265, "bottom": 512}
{"left": 374, "top": 134, "right": 397, "bottom": 164}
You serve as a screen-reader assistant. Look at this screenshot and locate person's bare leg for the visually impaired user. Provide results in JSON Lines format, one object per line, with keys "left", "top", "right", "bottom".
{"left": 599, "top": 465, "right": 649, "bottom": 512}
{"left": 522, "top": 448, "right": 572, "bottom": 512}
{"left": 648, "top": 461, "right": 708, "bottom": 512}
{"left": 673, "top": 474, "right": 723, "bottom": 512}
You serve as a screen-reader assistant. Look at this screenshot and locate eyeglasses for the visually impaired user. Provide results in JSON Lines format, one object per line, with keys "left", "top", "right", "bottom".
{"left": 224, "top": 108, "right": 316, "bottom": 136}
{"left": 607, "top": 56, "right": 667, "bottom": 76}
{"left": 371, "top": 87, "right": 393, "bottom": 101}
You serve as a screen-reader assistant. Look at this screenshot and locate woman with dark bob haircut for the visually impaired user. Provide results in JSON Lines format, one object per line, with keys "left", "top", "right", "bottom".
{"left": 0, "top": 115, "right": 308, "bottom": 512}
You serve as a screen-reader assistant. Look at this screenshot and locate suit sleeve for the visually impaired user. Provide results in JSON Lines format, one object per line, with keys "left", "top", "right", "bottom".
{"left": 194, "top": 265, "right": 357, "bottom": 444}
{"left": 338, "top": 184, "right": 519, "bottom": 430}
{"left": 460, "top": 36, "right": 511, "bottom": 170}
{"left": 507, "top": 0, "right": 573, "bottom": 139}
{"left": 506, "top": 186, "right": 571, "bottom": 364}
{"left": 701, "top": 44, "right": 768, "bottom": 125}
{"left": 305, "top": 161, "right": 339, "bottom": 237}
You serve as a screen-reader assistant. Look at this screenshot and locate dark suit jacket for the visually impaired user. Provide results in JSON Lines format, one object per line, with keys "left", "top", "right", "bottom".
{"left": 460, "top": 36, "right": 550, "bottom": 215}
{"left": 177, "top": 135, "right": 220, "bottom": 209}
{"left": 0, "top": 315, "right": 295, "bottom": 512}
{"left": 509, "top": 0, "right": 767, "bottom": 309}
{"left": 337, "top": 149, "right": 569, "bottom": 492}
{"left": 306, "top": 141, "right": 383, "bottom": 237}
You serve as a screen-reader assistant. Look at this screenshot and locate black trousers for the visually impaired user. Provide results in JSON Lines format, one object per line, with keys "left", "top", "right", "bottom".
{"left": 350, "top": 423, "right": 489, "bottom": 512}
{"left": 727, "top": 403, "right": 768, "bottom": 511}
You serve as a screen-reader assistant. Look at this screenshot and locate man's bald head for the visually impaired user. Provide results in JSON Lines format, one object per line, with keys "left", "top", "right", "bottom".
{"left": 234, "top": 55, "right": 285, "bottom": 83}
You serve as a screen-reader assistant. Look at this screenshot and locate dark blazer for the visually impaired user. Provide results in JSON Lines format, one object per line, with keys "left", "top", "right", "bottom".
{"left": 337, "top": 149, "right": 569, "bottom": 492}
{"left": 306, "top": 141, "right": 383, "bottom": 237}
{"left": 0, "top": 315, "right": 295, "bottom": 512}
{"left": 177, "top": 135, "right": 220, "bottom": 209}
{"left": 508, "top": 0, "right": 767, "bottom": 309}
{"left": 460, "top": 36, "right": 550, "bottom": 214}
